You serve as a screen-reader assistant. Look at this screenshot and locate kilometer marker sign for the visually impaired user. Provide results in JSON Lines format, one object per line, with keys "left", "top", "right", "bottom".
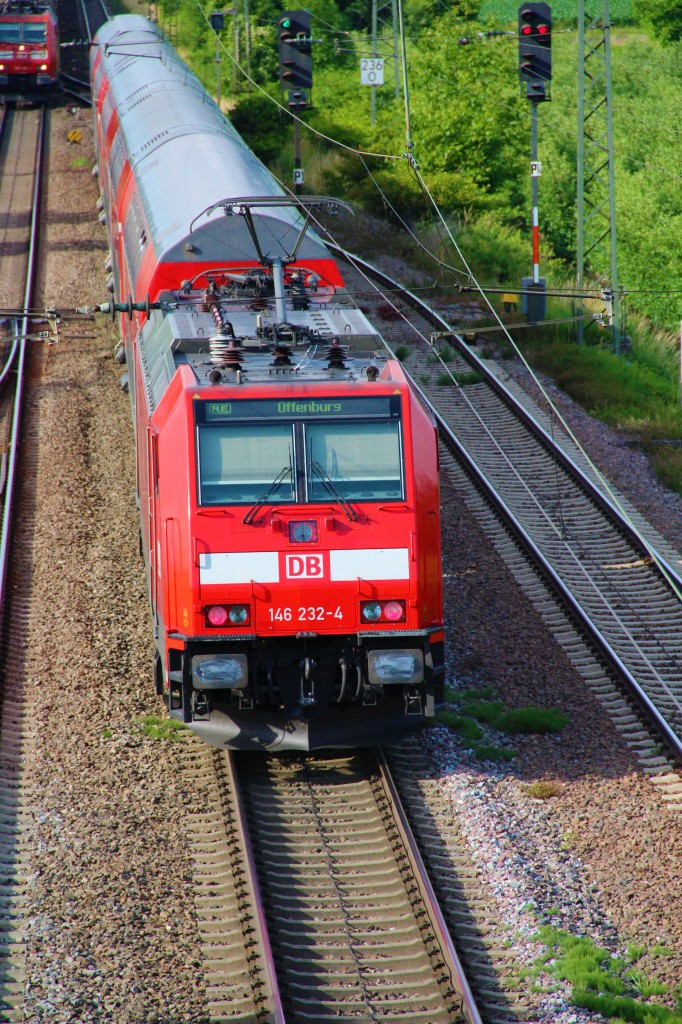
{"left": 361, "top": 58, "right": 384, "bottom": 85}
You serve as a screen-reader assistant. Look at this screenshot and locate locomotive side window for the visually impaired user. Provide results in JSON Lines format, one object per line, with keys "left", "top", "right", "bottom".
{"left": 198, "top": 423, "right": 294, "bottom": 505}
{"left": 0, "top": 23, "right": 21, "bottom": 42}
{"left": 305, "top": 421, "right": 403, "bottom": 500}
{"left": 23, "top": 24, "right": 47, "bottom": 42}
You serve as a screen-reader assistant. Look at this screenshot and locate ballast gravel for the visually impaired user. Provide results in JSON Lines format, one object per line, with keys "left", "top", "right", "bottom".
{"left": 16, "top": 106, "right": 682, "bottom": 1022}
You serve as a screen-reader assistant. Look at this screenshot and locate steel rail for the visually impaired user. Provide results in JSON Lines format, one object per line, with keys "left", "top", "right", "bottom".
{"left": 331, "top": 245, "right": 682, "bottom": 762}
{"left": 222, "top": 751, "right": 286, "bottom": 1024}
{"left": 376, "top": 748, "right": 484, "bottom": 1024}
{"left": 0, "top": 96, "right": 20, "bottom": 389}
{"left": 77, "top": 0, "right": 109, "bottom": 46}
{"left": 0, "top": 106, "right": 46, "bottom": 618}
{"left": 59, "top": 72, "right": 92, "bottom": 105}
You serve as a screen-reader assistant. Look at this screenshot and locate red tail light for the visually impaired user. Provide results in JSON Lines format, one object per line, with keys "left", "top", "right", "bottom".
{"left": 205, "top": 604, "right": 251, "bottom": 627}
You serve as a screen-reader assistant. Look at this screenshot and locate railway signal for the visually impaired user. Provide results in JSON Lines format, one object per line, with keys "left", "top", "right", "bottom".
{"left": 518, "top": 2, "right": 551, "bottom": 101}
{"left": 278, "top": 9, "right": 312, "bottom": 101}
{"left": 518, "top": 3, "right": 550, "bottom": 321}
{"left": 278, "top": 10, "right": 312, "bottom": 194}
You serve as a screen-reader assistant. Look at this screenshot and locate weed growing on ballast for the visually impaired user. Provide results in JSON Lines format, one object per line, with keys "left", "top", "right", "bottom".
{"left": 136, "top": 715, "right": 187, "bottom": 742}
{"left": 533, "top": 927, "right": 682, "bottom": 1023}
{"left": 435, "top": 682, "right": 567, "bottom": 761}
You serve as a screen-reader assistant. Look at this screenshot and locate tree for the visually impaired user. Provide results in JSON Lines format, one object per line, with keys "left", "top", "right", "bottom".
{"left": 634, "top": 0, "right": 682, "bottom": 42}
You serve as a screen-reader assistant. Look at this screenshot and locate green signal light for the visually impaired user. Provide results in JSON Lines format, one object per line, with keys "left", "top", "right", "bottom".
{"left": 281, "top": 18, "right": 291, "bottom": 28}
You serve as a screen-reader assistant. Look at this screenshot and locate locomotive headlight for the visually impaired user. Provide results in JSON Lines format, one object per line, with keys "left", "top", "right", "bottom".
{"left": 367, "top": 649, "right": 424, "bottom": 686}
{"left": 228, "top": 604, "right": 249, "bottom": 625}
{"left": 192, "top": 654, "right": 248, "bottom": 690}
{"left": 289, "top": 520, "right": 318, "bottom": 543}
{"left": 361, "top": 602, "right": 382, "bottom": 622}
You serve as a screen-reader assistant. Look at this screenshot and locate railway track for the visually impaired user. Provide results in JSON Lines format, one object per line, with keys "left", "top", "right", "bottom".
{"left": 333, "top": 248, "right": 682, "bottom": 779}
{"left": 57, "top": 0, "right": 109, "bottom": 89}
{"left": 0, "top": 97, "right": 48, "bottom": 1023}
{"left": 181, "top": 742, "right": 483, "bottom": 1024}
{"left": 0, "top": 101, "right": 46, "bottom": 613}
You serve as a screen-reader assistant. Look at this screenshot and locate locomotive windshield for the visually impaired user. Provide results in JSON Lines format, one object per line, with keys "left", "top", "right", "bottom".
{"left": 0, "top": 23, "right": 21, "bottom": 42}
{"left": 195, "top": 396, "right": 404, "bottom": 506}
{"left": 23, "top": 23, "right": 47, "bottom": 42}
{"left": 198, "top": 422, "right": 294, "bottom": 505}
{"left": 0, "top": 22, "right": 47, "bottom": 42}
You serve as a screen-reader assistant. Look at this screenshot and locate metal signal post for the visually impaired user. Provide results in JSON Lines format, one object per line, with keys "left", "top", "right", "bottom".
{"left": 518, "top": 3, "right": 551, "bottom": 321}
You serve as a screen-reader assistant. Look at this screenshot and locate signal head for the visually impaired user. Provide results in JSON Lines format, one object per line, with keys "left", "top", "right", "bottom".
{"left": 518, "top": 1, "right": 552, "bottom": 95}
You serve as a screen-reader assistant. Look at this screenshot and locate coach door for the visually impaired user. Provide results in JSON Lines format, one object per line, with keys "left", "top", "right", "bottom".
{"left": 147, "top": 428, "right": 159, "bottom": 632}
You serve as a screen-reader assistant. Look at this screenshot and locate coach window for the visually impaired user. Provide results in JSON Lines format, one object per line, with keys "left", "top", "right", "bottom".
{"left": 197, "top": 422, "right": 295, "bottom": 505}
{"left": 305, "top": 420, "right": 403, "bottom": 501}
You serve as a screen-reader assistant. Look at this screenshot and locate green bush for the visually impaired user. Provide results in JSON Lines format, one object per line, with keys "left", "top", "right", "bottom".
{"left": 230, "top": 95, "right": 289, "bottom": 165}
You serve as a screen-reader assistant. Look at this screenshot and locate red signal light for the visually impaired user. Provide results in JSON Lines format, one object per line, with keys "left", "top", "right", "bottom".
{"left": 521, "top": 24, "right": 532, "bottom": 34}
{"left": 538, "top": 23, "right": 549, "bottom": 33}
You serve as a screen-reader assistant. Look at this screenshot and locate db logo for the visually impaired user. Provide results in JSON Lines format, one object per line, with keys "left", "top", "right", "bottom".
{"left": 285, "top": 554, "right": 324, "bottom": 579}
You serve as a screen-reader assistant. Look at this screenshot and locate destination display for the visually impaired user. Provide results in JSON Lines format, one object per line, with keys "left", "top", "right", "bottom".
{"left": 197, "top": 396, "right": 401, "bottom": 422}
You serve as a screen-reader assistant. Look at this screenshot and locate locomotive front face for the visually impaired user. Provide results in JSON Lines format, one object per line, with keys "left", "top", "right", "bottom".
{"left": 0, "top": 13, "right": 58, "bottom": 88}
{"left": 194, "top": 392, "right": 408, "bottom": 637}
{"left": 155, "top": 383, "right": 443, "bottom": 750}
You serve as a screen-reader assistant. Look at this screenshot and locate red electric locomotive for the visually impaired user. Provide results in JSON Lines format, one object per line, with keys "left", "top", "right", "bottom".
{"left": 91, "top": 16, "right": 444, "bottom": 750}
{"left": 0, "top": 0, "right": 59, "bottom": 96}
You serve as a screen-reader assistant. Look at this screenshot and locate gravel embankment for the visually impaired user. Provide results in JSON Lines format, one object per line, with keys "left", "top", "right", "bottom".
{"left": 414, "top": 361, "right": 682, "bottom": 1017}
{"left": 20, "top": 106, "right": 682, "bottom": 1023}
{"left": 25, "top": 106, "right": 212, "bottom": 1024}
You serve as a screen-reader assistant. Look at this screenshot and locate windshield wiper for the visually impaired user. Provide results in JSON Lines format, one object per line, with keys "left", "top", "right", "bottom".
{"left": 310, "top": 461, "right": 360, "bottom": 522}
{"left": 243, "top": 466, "right": 292, "bottom": 524}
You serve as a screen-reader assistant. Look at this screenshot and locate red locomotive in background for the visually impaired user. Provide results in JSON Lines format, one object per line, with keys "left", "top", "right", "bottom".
{"left": 91, "top": 16, "right": 444, "bottom": 750}
{"left": 0, "top": 0, "right": 59, "bottom": 95}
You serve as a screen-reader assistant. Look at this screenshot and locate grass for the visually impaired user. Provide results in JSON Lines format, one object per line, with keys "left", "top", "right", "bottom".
{"left": 513, "top": 307, "right": 682, "bottom": 496}
{"left": 522, "top": 780, "right": 563, "bottom": 800}
{"left": 478, "top": 0, "right": 634, "bottom": 22}
{"left": 435, "top": 710, "right": 484, "bottom": 742}
{"left": 434, "top": 366, "right": 487, "bottom": 385}
{"left": 436, "top": 683, "right": 567, "bottom": 760}
{"left": 497, "top": 706, "right": 568, "bottom": 734}
{"left": 136, "top": 715, "right": 187, "bottom": 741}
{"left": 535, "top": 927, "right": 682, "bottom": 1024}
{"left": 472, "top": 743, "right": 518, "bottom": 762}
